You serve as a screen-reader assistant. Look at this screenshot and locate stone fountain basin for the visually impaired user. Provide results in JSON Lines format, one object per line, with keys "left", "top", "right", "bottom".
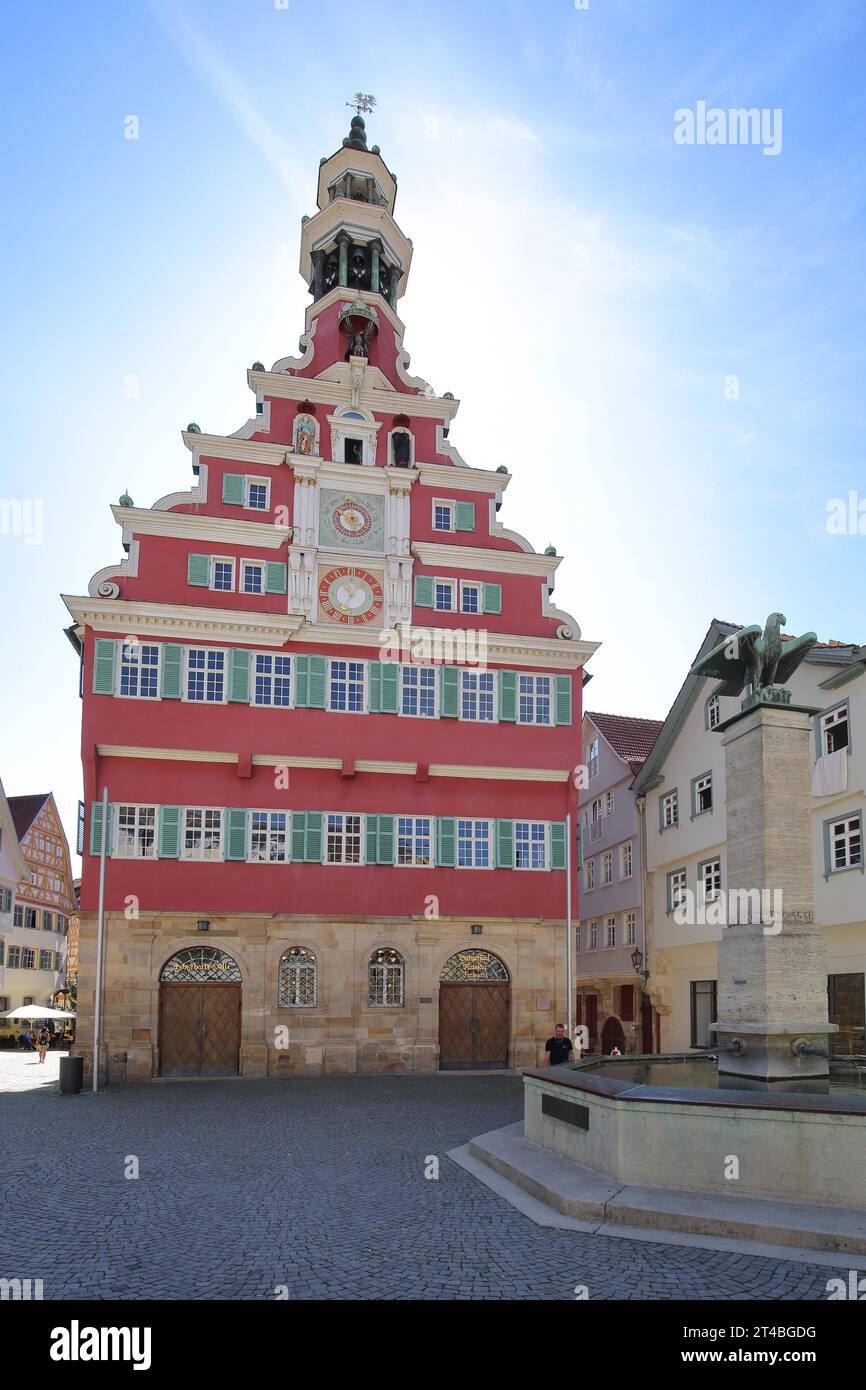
{"left": 523, "top": 1058, "right": 866, "bottom": 1210}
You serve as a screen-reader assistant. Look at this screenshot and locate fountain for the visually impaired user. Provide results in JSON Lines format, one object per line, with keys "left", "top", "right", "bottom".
{"left": 463, "top": 616, "right": 866, "bottom": 1250}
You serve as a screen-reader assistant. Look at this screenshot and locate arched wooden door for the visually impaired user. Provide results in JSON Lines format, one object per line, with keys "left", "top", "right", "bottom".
{"left": 601, "top": 1015, "right": 626, "bottom": 1055}
{"left": 158, "top": 947, "right": 242, "bottom": 1077}
{"left": 438, "top": 950, "right": 510, "bottom": 1071}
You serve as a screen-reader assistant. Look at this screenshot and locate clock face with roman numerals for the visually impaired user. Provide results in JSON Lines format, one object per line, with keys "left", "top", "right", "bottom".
{"left": 318, "top": 566, "right": 384, "bottom": 625}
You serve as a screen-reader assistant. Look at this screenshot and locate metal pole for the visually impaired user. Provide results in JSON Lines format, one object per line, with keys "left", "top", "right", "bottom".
{"left": 566, "top": 812, "right": 574, "bottom": 1046}
{"left": 92, "top": 786, "right": 108, "bottom": 1093}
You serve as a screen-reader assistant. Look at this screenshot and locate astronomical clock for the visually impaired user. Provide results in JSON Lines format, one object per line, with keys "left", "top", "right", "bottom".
{"left": 318, "top": 565, "right": 384, "bottom": 626}
{"left": 319, "top": 488, "right": 384, "bottom": 553}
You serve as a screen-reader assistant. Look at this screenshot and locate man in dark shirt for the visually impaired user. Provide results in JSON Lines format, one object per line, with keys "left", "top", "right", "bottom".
{"left": 544, "top": 1023, "right": 575, "bottom": 1066}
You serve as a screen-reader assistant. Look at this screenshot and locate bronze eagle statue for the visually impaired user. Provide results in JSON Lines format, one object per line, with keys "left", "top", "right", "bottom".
{"left": 691, "top": 613, "right": 818, "bottom": 697}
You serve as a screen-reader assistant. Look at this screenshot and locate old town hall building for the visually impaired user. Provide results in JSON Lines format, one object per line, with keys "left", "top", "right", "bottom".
{"left": 64, "top": 115, "right": 596, "bottom": 1081}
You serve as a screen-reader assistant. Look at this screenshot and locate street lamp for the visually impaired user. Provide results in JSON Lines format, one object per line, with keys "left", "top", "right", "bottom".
{"left": 630, "top": 947, "right": 650, "bottom": 987}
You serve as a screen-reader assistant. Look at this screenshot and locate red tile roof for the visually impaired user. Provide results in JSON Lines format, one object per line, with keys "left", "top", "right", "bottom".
{"left": 7, "top": 794, "right": 50, "bottom": 843}
{"left": 586, "top": 712, "right": 664, "bottom": 773}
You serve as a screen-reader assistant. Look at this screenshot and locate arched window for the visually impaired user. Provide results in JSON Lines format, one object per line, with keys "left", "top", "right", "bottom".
{"left": 368, "top": 948, "right": 404, "bottom": 1008}
{"left": 705, "top": 692, "right": 721, "bottom": 730}
{"left": 278, "top": 947, "right": 317, "bottom": 1008}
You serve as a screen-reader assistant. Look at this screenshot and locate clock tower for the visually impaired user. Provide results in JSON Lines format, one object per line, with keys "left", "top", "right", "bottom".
{"left": 64, "top": 114, "right": 598, "bottom": 1083}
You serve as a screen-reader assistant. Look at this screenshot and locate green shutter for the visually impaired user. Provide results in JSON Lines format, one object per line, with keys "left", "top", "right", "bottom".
{"left": 435, "top": 817, "right": 456, "bottom": 867}
{"left": 187, "top": 553, "right": 210, "bottom": 587}
{"left": 365, "top": 814, "right": 380, "bottom": 863}
{"left": 483, "top": 583, "right": 502, "bottom": 615}
{"left": 92, "top": 639, "right": 117, "bottom": 695}
{"left": 455, "top": 501, "right": 476, "bottom": 532}
{"left": 158, "top": 806, "right": 181, "bottom": 859}
{"left": 377, "top": 814, "right": 395, "bottom": 865}
{"left": 89, "top": 802, "right": 113, "bottom": 857}
{"left": 228, "top": 648, "right": 251, "bottom": 703}
{"left": 440, "top": 666, "right": 460, "bottom": 718}
{"left": 379, "top": 662, "right": 398, "bottom": 714}
{"left": 414, "top": 575, "right": 434, "bottom": 608}
{"left": 550, "top": 822, "right": 567, "bottom": 870}
{"left": 495, "top": 819, "right": 514, "bottom": 868}
{"left": 161, "top": 644, "right": 183, "bottom": 699}
{"left": 499, "top": 669, "right": 517, "bottom": 721}
{"left": 555, "top": 674, "right": 572, "bottom": 726}
{"left": 304, "top": 811, "right": 323, "bottom": 862}
{"left": 295, "top": 655, "right": 327, "bottom": 709}
{"left": 222, "top": 473, "right": 245, "bottom": 505}
{"left": 225, "top": 808, "right": 248, "bottom": 861}
{"left": 265, "top": 561, "right": 287, "bottom": 595}
{"left": 368, "top": 662, "right": 382, "bottom": 713}
{"left": 291, "top": 812, "right": 307, "bottom": 863}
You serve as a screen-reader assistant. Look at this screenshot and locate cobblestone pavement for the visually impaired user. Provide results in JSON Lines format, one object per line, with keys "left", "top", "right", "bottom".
{"left": 0, "top": 1072, "right": 839, "bottom": 1300}
{"left": 0, "top": 1048, "right": 66, "bottom": 1092}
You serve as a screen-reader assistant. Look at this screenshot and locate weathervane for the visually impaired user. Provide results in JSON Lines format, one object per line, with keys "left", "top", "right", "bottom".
{"left": 347, "top": 93, "right": 377, "bottom": 116}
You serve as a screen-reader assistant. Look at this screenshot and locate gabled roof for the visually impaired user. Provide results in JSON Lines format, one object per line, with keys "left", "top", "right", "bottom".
{"left": 0, "top": 778, "right": 32, "bottom": 882}
{"left": 631, "top": 619, "right": 857, "bottom": 796}
{"left": 8, "top": 794, "right": 51, "bottom": 843}
{"left": 585, "top": 712, "right": 664, "bottom": 776}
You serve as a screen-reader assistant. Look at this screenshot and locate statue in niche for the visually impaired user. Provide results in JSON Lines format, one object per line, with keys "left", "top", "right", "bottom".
{"left": 392, "top": 431, "right": 412, "bottom": 467}
{"left": 295, "top": 415, "right": 317, "bottom": 456}
{"left": 345, "top": 320, "right": 374, "bottom": 360}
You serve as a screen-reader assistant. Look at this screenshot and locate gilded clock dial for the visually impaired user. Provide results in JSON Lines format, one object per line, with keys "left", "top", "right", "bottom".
{"left": 318, "top": 566, "right": 384, "bottom": 625}
{"left": 332, "top": 499, "right": 372, "bottom": 539}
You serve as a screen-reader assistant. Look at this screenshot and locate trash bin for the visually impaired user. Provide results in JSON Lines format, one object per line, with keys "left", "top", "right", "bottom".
{"left": 59, "top": 1055, "right": 84, "bottom": 1095}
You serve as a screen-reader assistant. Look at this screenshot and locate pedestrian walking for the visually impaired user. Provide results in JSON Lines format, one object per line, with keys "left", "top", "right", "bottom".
{"left": 37, "top": 1025, "right": 51, "bottom": 1063}
{"left": 544, "top": 1022, "right": 575, "bottom": 1066}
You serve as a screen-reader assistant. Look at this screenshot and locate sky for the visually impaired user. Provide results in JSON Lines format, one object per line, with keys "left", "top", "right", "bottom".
{"left": 1, "top": 0, "right": 865, "bottom": 860}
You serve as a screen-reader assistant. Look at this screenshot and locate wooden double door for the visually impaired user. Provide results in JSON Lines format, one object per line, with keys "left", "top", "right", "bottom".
{"left": 159, "top": 984, "right": 241, "bottom": 1077}
{"left": 439, "top": 982, "right": 510, "bottom": 1070}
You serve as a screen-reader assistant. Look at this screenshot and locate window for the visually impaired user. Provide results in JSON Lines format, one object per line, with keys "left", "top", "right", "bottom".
{"left": 602, "top": 851, "right": 613, "bottom": 885}
{"left": 827, "top": 815, "right": 863, "bottom": 872}
{"left": 587, "top": 737, "right": 600, "bottom": 780}
{"left": 368, "top": 948, "right": 404, "bottom": 1007}
{"left": 668, "top": 868, "right": 687, "bottom": 912}
{"left": 605, "top": 916, "right": 617, "bottom": 949}
{"left": 690, "top": 980, "right": 717, "bottom": 1048}
{"left": 624, "top": 911, "right": 637, "bottom": 946}
{"left": 119, "top": 641, "right": 159, "bottom": 698}
{"left": 326, "top": 814, "right": 362, "bottom": 864}
{"left": 401, "top": 665, "right": 436, "bottom": 718}
{"left": 39, "top": 950, "right": 54, "bottom": 971}
{"left": 588, "top": 921, "right": 598, "bottom": 951}
{"left": 42, "top": 912, "right": 54, "bottom": 932}
{"left": 249, "top": 811, "right": 289, "bottom": 863}
{"left": 589, "top": 797, "right": 603, "bottom": 842}
{"left": 0, "top": 887, "right": 11, "bottom": 914}
{"left": 241, "top": 561, "right": 264, "bottom": 594}
{"left": 621, "top": 841, "right": 633, "bottom": 878}
{"left": 692, "top": 772, "right": 713, "bottom": 816}
{"left": 433, "top": 500, "right": 454, "bottom": 532}
{"left": 182, "top": 809, "right": 223, "bottom": 860}
{"left": 25, "top": 908, "right": 37, "bottom": 930}
{"left": 821, "top": 704, "right": 850, "bottom": 755}
{"left": 585, "top": 858, "right": 596, "bottom": 891}
{"left": 344, "top": 437, "right": 363, "bottom": 465}
{"left": 21, "top": 948, "right": 36, "bottom": 970}
{"left": 706, "top": 693, "right": 721, "bottom": 730}
{"left": 245, "top": 478, "right": 270, "bottom": 511}
{"left": 457, "top": 819, "right": 491, "bottom": 868}
{"left": 606, "top": 789, "right": 615, "bottom": 816}
{"left": 13, "top": 905, "right": 23, "bottom": 928}
{"left": 58, "top": 915, "right": 68, "bottom": 935}
{"left": 210, "top": 557, "right": 235, "bottom": 592}
{"left": 517, "top": 674, "right": 552, "bottom": 725}
{"left": 278, "top": 947, "right": 317, "bottom": 1007}
{"left": 187, "top": 648, "right": 226, "bottom": 702}
{"left": 661, "top": 789, "right": 679, "bottom": 829}
{"left": 115, "top": 805, "right": 157, "bottom": 859}
{"left": 254, "top": 653, "right": 291, "bottom": 707}
{"left": 515, "top": 821, "right": 546, "bottom": 869}
{"left": 575, "top": 925, "right": 581, "bottom": 953}
{"left": 699, "top": 858, "right": 721, "bottom": 903}
{"left": 434, "top": 579, "right": 455, "bottom": 612}
{"left": 461, "top": 670, "right": 495, "bottom": 721}
{"left": 460, "top": 582, "right": 481, "bottom": 614}
{"left": 396, "top": 816, "right": 432, "bottom": 866}
{"left": 329, "top": 660, "right": 366, "bottom": 712}
{"left": 7, "top": 947, "right": 20, "bottom": 968}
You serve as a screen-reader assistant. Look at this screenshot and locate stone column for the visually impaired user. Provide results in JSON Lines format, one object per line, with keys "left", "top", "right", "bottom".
{"left": 714, "top": 702, "right": 836, "bottom": 1083}
{"left": 337, "top": 234, "right": 350, "bottom": 288}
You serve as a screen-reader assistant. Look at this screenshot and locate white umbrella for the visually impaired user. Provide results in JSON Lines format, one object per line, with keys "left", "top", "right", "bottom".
{"left": 2, "top": 1006, "right": 76, "bottom": 1019}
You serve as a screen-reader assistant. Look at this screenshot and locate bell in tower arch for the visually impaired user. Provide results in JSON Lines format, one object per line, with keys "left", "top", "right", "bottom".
{"left": 350, "top": 246, "right": 370, "bottom": 291}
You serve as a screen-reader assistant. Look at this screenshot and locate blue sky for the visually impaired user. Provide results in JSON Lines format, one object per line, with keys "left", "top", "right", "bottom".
{"left": 1, "top": 0, "right": 865, "bottom": 854}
